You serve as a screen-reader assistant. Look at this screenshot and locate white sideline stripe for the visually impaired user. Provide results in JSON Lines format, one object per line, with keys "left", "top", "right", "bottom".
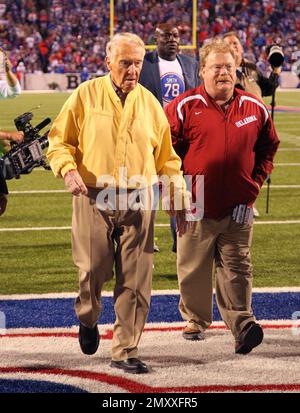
{"left": 261, "top": 185, "right": 300, "bottom": 188}
{"left": 10, "top": 190, "right": 67, "bottom": 194}
{"left": 278, "top": 148, "right": 300, "bottom": 151}
{"left": 254, "top": 220, "right": 300, "bottom": 225}
{"left": 1, "top": 220, "right": 300, "bottom": 232}
{"left": 1, "top": 287, "right": 300, "bottom": 300}
{"left": 0, "top": 226, "right": 71, "bottom": 231}
{"left": 8, "top": 184, "right": 300, "bottom": 194}
{"left": 275, "top": 163, "right": 300, "bottom": 166}
{"left": 277, "top": 88, "right": 300, "bottom": 92}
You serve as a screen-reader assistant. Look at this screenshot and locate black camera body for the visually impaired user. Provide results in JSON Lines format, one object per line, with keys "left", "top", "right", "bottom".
{"left": 0, "top": 112, "right": 51, "bottom": 184}
{"left": 266, "top": 44, "right": 284, "bottom": 68}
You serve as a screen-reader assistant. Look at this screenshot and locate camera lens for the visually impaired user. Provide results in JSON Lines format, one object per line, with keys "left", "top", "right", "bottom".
{"left": 268, "top": 45, "right": 284, "bottom": 68}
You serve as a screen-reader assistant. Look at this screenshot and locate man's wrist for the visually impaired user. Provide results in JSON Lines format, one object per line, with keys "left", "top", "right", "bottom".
{"left": 61, "top": 165, "right": 77, "bottom": 178}
{"left": 64, "top": 168, "right": 76, "bottom": 178}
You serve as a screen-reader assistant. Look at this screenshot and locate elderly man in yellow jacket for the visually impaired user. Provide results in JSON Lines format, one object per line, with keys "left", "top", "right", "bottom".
{"left": 47, "top": 33, "right": 187, "bottom": 374}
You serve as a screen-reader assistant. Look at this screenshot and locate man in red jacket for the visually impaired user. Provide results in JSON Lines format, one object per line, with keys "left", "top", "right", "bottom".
{"left": 165, "top": 40, "right": 280, "bottom": 354}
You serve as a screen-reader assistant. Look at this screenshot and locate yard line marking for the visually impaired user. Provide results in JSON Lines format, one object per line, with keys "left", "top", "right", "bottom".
{"left": 1, "top": 220, "right": 300, "bottom": 232}
{"left": 10, "top": 190, "right": 67, "bottom": 194}
{"left": 253, "top": 220, "right": 300, "bottom": 224}
{"left": 275, "top": 120, "right": 300, "bottom": 123}
{"left": 0, "top": 226, "right": 72, "bottom": 232}
{"left": 261, "top": 185, "right": 300, "bottom": 188}
{"left": 274, "top": 163, "right": 300, "bottom": 166}
{"left": 278, "top": 148, "right": 300, "bottom": 151}
{"left": 156, "top": 221, "right": 300, "bottom": 225}
{"left": 7, "top": 184, "right": 300, "bottom": 194}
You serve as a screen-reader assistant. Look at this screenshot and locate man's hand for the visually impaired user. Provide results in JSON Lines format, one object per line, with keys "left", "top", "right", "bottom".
{"left": 0, "top": 194, "right": 7, "bottom": 216}
{"left": 64, "top": 169, "right": 88, "bottom": 196}
{"left": 9, "top": 131, "right": 24, "bottom": 143}
{"left": 4, "top": 54, "right": 12, "bottom": 73}
{"left": 175, "top": 209, "right": 193, "bottom": 237}
{"left": 272, "top": 66, "right": 282, "bottom": 75}
{"left": 0, "top": 130, "right": 24, "bottom": 143}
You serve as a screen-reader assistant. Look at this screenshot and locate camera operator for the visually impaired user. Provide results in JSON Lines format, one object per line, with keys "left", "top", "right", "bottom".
{"left": 0, "top": 130, "right": 24, "bottom": 215}
{"left": 0, "top": 162, "right": 8, "bottom": 216}
{"left": 0, "top": 48, "right": 22, "bottom": 215}
{"left": 223, "top": 32, "right": 282, "bottom": 217}
{"left": 0, "top": 183, "right": 7, "bottom": 216}
{"left": 223, "top": 32, "right": 281, "bottom": 100}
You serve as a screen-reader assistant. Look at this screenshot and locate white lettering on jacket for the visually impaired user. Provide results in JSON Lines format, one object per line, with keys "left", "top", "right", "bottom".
{"left": 235, "top": 115, "right": 258, "bottom": 128}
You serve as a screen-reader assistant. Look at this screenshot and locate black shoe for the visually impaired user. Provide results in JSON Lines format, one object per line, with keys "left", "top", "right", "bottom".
{"left": 110, "top": 358, "right": 149, "bottom": 374}
{"left": 79, "top": 323, "right": 100, "bottom": 355}
{"left": 235, "top": 322, "right": 263, "bottom": 355}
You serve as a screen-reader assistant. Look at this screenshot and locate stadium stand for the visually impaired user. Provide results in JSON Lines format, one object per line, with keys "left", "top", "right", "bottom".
{"left": 0, "top": 0, "right": 299, "bottom": 75}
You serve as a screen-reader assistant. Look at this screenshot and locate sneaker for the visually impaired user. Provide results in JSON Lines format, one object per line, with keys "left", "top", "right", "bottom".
{"left": 235, "top": 322, "right": 263, "bottom": 354}
{"left": 182, "top": 326, "right": 205, "bottom": 341}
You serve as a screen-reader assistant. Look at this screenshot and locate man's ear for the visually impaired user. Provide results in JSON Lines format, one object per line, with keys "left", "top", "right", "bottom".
{"left": 105, "top": 56, "right": 111, "bottom": 70}
{"left": 200, "top": 66, "right": 205, "bottom": 80}
{"left": 154, "top": 29, "right": 159, "bottom": 44}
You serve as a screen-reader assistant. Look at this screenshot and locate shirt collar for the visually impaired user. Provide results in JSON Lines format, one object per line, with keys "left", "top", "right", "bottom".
{"left": 110, "top": 75, "right": 128, "bottom": 105}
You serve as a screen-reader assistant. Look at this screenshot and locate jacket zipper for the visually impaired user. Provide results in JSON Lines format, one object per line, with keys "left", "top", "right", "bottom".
{"left": 223, "top": 114, "right": 228, "bottom": 195}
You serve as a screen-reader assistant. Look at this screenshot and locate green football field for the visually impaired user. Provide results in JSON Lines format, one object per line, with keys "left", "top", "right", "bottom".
{"left": 0, "top": 90, "right": 299, "bottom": 294}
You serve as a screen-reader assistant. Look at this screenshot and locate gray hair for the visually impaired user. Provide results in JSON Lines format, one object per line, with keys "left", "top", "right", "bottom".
{"left": 106, "top": 33, "right": 145, "bottom": 61}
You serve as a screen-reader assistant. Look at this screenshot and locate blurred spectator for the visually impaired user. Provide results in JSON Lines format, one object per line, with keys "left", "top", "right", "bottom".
{"left": 16, "top": 61, "right": 26, "bottom": 88}
{"left": 80, "top": 67, "right": 90, "bottom": 83}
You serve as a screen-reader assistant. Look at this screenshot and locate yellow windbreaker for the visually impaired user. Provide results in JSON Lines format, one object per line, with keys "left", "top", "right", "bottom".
{"left": 47, "top": 75, "right": 184, "bottom": 192}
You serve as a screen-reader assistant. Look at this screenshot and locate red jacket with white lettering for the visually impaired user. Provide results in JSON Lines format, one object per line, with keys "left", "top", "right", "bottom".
{"left": 164, "top": 84, "right": 280, "bottom": 219}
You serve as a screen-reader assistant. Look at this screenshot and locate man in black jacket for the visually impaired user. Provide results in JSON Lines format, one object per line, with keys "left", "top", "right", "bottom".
{"left": 139, "top": 24, "right": 199, "bottom": 107}
{"left": 139, "top": 23, "right": 199, "bottom": 252}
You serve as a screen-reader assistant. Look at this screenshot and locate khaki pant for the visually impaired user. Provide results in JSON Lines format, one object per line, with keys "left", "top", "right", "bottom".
{"left": 177, "top": 215, "right": 255, "bottom": 338}
{"left": 72, "top": 188, "right": 155, "bottom": 360}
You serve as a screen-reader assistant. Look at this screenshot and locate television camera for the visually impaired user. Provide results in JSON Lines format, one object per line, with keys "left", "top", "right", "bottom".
{"left": 0, "top": 112, "right": 51, "bottom": 194}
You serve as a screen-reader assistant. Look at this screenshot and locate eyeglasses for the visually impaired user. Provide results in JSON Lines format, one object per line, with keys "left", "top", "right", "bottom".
{"left": 208, "top": 64, "right": 235, "bottom": 73}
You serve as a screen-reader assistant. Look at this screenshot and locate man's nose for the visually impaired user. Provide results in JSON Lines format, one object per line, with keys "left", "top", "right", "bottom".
{"left": 128, "top": 64, "right": 135, "bottom": 74}
{"left": 219, "top": 66, "right": 228, "bottom": 74}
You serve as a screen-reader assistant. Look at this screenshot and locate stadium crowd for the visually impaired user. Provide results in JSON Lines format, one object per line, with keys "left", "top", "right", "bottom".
{"left": 0, "top": 0, "right": 298, "bottom": 75}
